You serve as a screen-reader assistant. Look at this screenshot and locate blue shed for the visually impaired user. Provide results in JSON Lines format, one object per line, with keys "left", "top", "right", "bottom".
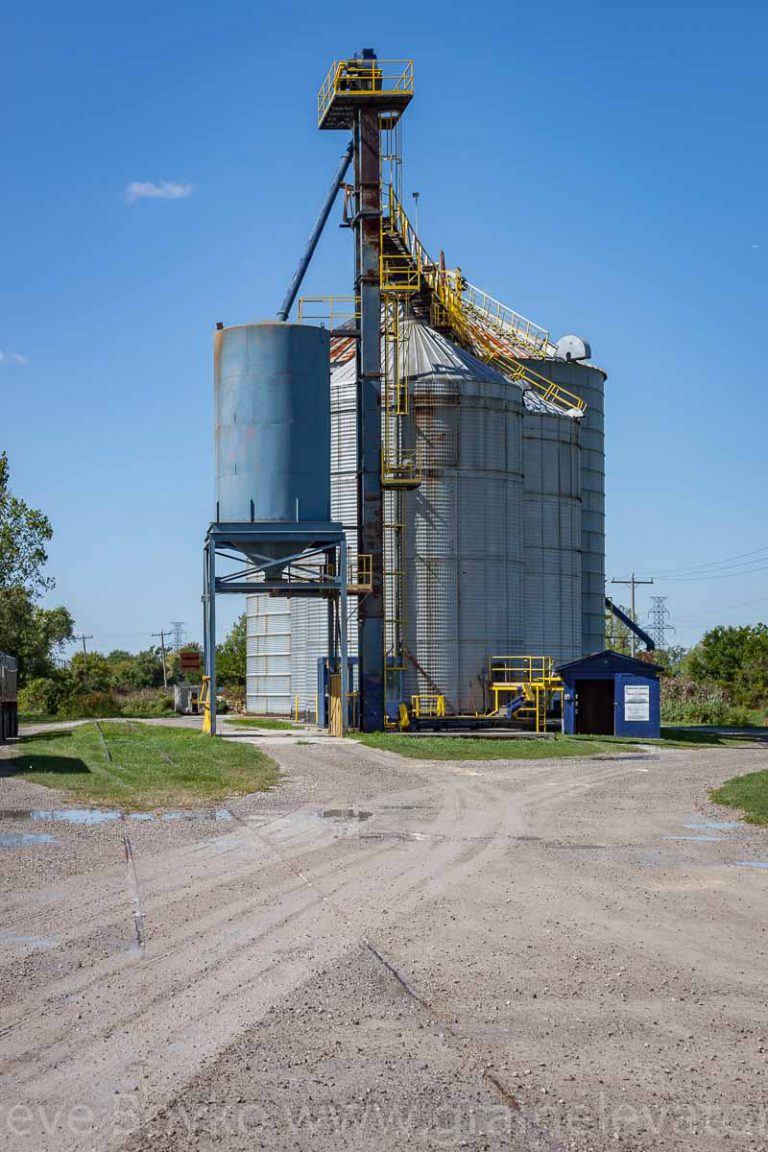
{"left": 556, "top": 650, "right": 662, "bottom": 739}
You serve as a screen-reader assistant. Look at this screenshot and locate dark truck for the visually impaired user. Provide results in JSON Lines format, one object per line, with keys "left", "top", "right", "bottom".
{"left": 0, "top": 653, "right": 19, "bottom": 742}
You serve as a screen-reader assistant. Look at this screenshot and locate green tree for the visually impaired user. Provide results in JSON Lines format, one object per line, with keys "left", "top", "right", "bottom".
{"left": 650, "top": 645, "right": 687, "bottom": 675}
{"left": 0, "top": 586, "right": 74, "bottom": 681}
{"left": 685, "top": 624, "right": 768, "bottom": 707}
{"left": 105, "top": 649, "right": 132, "bottom": 664}
{"left": 605, "top": 603, "right": 633, "bottom": 655}
{"left": 0, "top": 451, "right": 54, "bottom": 594}
{"left": 69, "top": 652, "right": 116, "bottom": 693}
{"left": 0, "top": 452, "right": 74, "bottom": 683}
{"left": 216, "top": 614, "right": 247, "bottom": 685}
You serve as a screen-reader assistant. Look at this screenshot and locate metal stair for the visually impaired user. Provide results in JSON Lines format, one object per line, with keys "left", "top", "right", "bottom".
{"left": 381, "top": 188, "right": 586, "bottom": 415}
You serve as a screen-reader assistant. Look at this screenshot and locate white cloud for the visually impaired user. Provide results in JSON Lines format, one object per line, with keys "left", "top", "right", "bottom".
{"left": 0, "top": 351, "right": 28, "bottom": 366}
{"left": 124, "top": 181, "right": 192, "bottom": 204}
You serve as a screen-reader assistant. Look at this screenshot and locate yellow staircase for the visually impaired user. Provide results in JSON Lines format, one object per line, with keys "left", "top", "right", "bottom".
{"left": 488, "top": 655, "right": 564, "bottom": 733}
{"left": 380, "top": 188, "right": 585, "bottom": 415}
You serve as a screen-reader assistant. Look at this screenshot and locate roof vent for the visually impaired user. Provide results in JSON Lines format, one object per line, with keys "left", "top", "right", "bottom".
{"left": 555, "top": 335, "right": 591, "bottom": 362}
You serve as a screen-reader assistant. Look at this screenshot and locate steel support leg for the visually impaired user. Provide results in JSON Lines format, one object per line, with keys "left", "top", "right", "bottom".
{"left": 339, "top": 537, "right": 349, "bottom": 735}
{"left": 204, "top": 538, "right": 217, "bottom": 736}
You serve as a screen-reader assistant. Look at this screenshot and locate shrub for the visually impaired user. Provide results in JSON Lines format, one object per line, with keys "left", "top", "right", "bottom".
{"left": 118, "top": 689, "right": 175, "bottom": 717}
{"left": 18, "top": 676, "right": 65, "bottom": 716}
{"left": 661, "top": 676, "right": 753, "bottom": 727}
{"left": 220, "top": 686, "right": 245, "bottom": 714}
{"left": 57, "top": 691, "right": 123, "bottom": 719}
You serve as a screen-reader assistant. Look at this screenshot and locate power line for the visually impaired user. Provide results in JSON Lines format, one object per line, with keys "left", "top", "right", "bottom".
{"left": 659, "top": 561, "right": 768, "bottom": 583}
{"left": 671, "top": 593, "right": 768, "bottom": 628}
{"left": 72, "top": 633, "right": 94, "bottom": 656}
{"left": 651, "top": 545, "right": 768, "bottom": 578}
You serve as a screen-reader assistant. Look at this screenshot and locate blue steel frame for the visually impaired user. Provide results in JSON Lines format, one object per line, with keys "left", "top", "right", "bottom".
{"left": 203, "top": 521, "right": 348, "bottom": 736}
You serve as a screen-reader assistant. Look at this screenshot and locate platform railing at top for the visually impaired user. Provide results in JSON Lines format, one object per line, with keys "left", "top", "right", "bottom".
{"left": 318, "top": 60, "right": 414, "bottom": 125}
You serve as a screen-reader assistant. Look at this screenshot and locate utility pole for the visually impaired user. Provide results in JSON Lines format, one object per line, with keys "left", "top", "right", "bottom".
{"left": 170, "top": 621, "right": 185, "bottom": 652}
{"left": 648, "top": 595, "right": 675, "bottom": 650}
{"left": 72, "top": 634, "right": 94, "bottom": 690}
{"left": 611, "top": 574, "right": 654, "bottom": 656}
{"left": 152, "top": 630, "right": 169, "bottom": 689}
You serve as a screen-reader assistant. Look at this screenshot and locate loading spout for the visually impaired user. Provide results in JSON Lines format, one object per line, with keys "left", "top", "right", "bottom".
{"left": 605, "top": 596, "right": 656, "bottom": 652}
{"left": 277, "top": 141, "right": 354, "bottom": 322}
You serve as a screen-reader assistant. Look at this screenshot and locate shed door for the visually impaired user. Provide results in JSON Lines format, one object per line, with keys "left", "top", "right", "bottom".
{"left": 575, "top": 679, "right": 614, "bottom": 736}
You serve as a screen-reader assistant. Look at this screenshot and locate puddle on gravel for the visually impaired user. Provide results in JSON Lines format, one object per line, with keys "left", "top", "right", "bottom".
{"left": 686, "top": 819, "right": 744, "bottom": 832}
{"left": 31, "top": 809, "right": 123, "bottom": 825}
{"left": 663, "top": 834, "right": 725, "bottom": 843}
{"left": 321, "top": 808, "right": 373, "bottom": 821}
{"left": 162, "top": 809, "right": 233, "bottom": 823}
{"left": 0, "top": 931, "right": 59, "bottom": 949}
{"left": 736, "top": 860, "right": 768, "bottom": 870}
{"left": 359, "top": 830, "right": 431, "bottom": 841}
{"left": 0, "top": 832, "right": 57, "bottom": 848}
{"left": 0, "top": 807, "right": 233, "bottom": 825}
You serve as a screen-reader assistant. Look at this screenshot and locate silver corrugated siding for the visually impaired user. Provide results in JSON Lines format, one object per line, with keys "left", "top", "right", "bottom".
{"left": 522, "top": 394, "right": 582, "bottom": 663}
{"left": 520, "top": 360, "right": 606, "bottom": 657}
{"left": 245, "top": 595, "right": 292, "bottom": 715}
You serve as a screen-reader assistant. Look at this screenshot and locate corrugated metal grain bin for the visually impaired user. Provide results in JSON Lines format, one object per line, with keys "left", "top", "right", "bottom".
{"left": 522, "top": 392, "right": 582, "bottom": 663}
{"left": 408, "top": 325, "right": 525, "bottom": 712}
{"left": 520, "top": 357, "right": 607, "bottom": 656}
{"left": 215, "top": 321, "right": 331, "bottom": 571}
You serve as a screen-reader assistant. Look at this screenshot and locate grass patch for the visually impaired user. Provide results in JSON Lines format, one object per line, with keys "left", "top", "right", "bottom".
{"left": 352, "top": 728, "right": 765, "bottom": 759}
{"left": 711, "top": 772, "right": 768, "bottom": 826}
{"left": 225, "top": 716, "right": 301, "bottom": 731}
{"left": 658, "top": 726, "right": 768, "bottom": 748}
{"left": 3, "top": 721, "right": 278, "bottom": 810}
{"left": 352, "top": 732, "right": 642, "bottom": 761}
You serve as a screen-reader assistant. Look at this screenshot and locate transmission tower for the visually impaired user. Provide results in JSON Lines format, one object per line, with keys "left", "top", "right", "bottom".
{"left": 170, "top": 621, "right": 186, "bottom": 652}
{"left": 647, "top": 596, "right": 675, "bottom": 649}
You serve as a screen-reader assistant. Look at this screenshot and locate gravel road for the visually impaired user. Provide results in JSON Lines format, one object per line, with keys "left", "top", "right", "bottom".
{"left": 1, "top": 733, "right": 767, "bottom": 1151}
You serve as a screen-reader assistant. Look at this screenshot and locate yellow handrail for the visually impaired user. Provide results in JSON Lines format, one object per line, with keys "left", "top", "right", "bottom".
{"left": 411, "top": 694, "right": 446, "bottom": 718}
{"left": 383, "top": 188, "right": 586, "bottom": 415}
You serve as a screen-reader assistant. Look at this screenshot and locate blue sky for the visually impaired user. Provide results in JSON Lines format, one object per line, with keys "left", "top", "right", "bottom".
{"left": 2, "top": 0, "right": 766, "bottom": 652}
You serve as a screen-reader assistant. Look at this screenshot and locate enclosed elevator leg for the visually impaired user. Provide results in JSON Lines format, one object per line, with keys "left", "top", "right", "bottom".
{"left": 354, "top": 107, "right": 385, "bottom": 731}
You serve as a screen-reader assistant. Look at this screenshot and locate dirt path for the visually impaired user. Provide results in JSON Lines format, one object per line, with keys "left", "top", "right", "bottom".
{"left": 1, "top": 738, "right": 767, "bottom": 1150}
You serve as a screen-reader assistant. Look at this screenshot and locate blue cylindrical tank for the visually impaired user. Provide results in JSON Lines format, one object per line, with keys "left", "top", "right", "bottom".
{"left": 214, "top": 322, "right": 331, "bottom": 533}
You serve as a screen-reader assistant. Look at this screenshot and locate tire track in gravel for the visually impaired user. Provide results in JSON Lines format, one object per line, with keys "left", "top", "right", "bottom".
{"left": 1, "top": 752, "right": 523, "bottom": 1150}
{"left": 0, "top": 739, "right": 664, "bottom": 1152}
